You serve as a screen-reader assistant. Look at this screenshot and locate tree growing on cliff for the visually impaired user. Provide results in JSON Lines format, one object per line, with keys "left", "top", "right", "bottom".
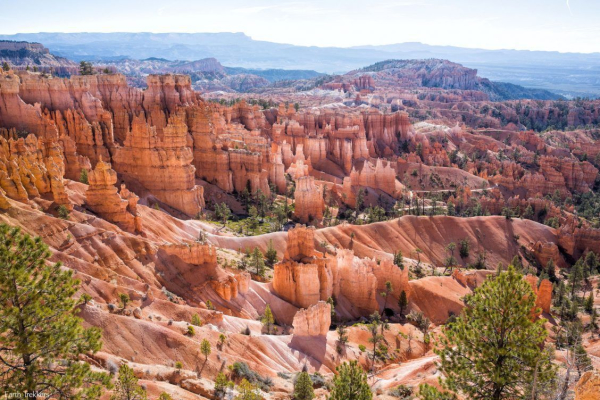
{"left": 265, "top": 239, "right": 278, "bottom": 267}
{"left": 261, "top": 304, "right": 275, "bottom": 334}
{"left": 398, "top": 290, "right": 408, "bottom": 318}
{"left": 200, "top": 338, "right": 211, "bottom": 362}
{"left": 215, "top": 202, "right": 231, "bottom": 226}
{"left": 380, "top": 281, "right": 393, "bottom": 314}
{"left": 2, "top": 62, "right": 10, "bottom": 71}
{"left": 251, "top": 247, "right": 266, "bottom": 277}
{"left": 111, "top": 364, "right": 147, "bottom": 400}
{"left": 329, "top": 360, "right": 372, "bottom": 400}
{"left": 294, "top": 371, "right": 315, "bottom": 400}
{"left": 0, "top": 224, "right": 111, "bottom": 398}
{"left": 393, "top": 250, "right": 405, "bottom": 270}
{"left": 80, "top": 168, "right": 89, "bottom": 184}
{"left": 435, "top": 266, "right": 557, "bottom": 400}
{"left": 79, "top": 60, "right": 94, "bottom": 75}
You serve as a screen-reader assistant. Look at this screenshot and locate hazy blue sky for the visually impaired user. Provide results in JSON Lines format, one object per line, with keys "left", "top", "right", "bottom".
{"left": 1, "top": 0, "right": 599, "bottom": 53}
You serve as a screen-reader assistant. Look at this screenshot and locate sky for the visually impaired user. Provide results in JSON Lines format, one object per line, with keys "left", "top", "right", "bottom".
{"left": 1, "top": 0, "right": 599, "bottom": 53}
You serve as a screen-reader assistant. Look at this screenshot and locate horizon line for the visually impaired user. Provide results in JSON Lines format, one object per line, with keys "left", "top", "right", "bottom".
{"left": 1, "top": 31, "right": 600, "bottom": 56}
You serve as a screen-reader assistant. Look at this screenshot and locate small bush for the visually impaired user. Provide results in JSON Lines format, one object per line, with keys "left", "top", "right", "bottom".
{"left": 57, "top": 205, "right": 70, "bottom": 220}
{"left": 231, "top": 361, "right": 273, "bottom": 392}
{"left": 187, "top": 325, "right": 195, "bottom": 336}
{"left": 175, "top": 361, "right": 183, "bottom": 369}
{"left": 241, "top": 326, "right": 251, "bottom": 336}
{"left": 389, "top": 384, "right": 413, "bottom": 398}
{"left": 358, "top": 344, "right": 366, "bottom": 352}
{"left": 191, "top": 313, "right": 202, "bottom": 326}
{"left": 106, "top": 359, "right": 118, "bottom": 375}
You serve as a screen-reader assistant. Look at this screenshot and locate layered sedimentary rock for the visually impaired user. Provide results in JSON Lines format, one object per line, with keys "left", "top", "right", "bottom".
{"left": 112, "top": 114, "right": 204, "bottom": 216}
{"left": 273, "top": 225, "right": 410, "bottom": 318}
{"left": 85, "top": 159, "right": 141, "bottom": 233}
{"left": 292, "top": 301, "right": 331, "bottom": 337}
{"left": 210, "top": 272, "right": 251, "bottom": 301}
{"left": 294, "top": 176, "right": 324, "bottom": 224}
{"left": 0, "top": 131, "right": 70, "bottom": 208}
{"left": 160, "top": 242, "right": 217, "bottom": 266}
{"left": 575, "top": 370, "right": 600, "bottom": 400}
{"left": 524, "top": 275, "right": 552, "bottom": 316}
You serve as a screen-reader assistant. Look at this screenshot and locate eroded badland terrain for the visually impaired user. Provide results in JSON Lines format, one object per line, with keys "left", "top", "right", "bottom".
{"left": 0, "top": 39, "right": 600, "bottom": 399}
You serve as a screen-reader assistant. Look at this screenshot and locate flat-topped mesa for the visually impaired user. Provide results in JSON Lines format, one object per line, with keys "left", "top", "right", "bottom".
{"left": 294, "top": 176, "right": 324, "bottom": 224}
{"left": 112, "top": 113, "right": 204, "bottom": 216}
{"left": 85, "top": 159, "right": 141, "bottom": 233}
{"left": 292, "top": 301, "right": 331, "bottom": 337}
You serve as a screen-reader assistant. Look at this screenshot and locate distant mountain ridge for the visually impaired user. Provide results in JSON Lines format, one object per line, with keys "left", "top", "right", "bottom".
{"left": 0, "top": 40, "right": 77, "bottom": 71}
{"left": 0, "top": 32, "right": 598, "bottom": 97}
{"left": 353, "top": 59, "right": 562, "bottom": 101}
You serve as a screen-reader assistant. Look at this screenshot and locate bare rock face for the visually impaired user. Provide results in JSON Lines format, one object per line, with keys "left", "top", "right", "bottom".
{"left": 85, "top": 159, "right": 141, "bottom": 233}
{"left": 294, "top": 176, "right": 324, "bottom": 224}
{"left": 273, "top": 226, "right": 410, "bottom": 318}
{"left": 210, "top": 272, "right": 251, "bottom": 301}
{"left": 273, "top": 260, "right": 322, "bottom": 309}
{"left": 112, "top": 114, "right": 204, "bottom": 217}
{"left": 160, "top": 242, "right": 217, "bottom": 266}
{"left": 524, "top": 275, "right": 553, "bottom": 317}
{"left": 284, "top": 225, "right": 316, "bottom": 261}
{"left": 292, "top": 301, "right": 331, "bottom": 337}
{"left": 575, "top": 370, "right": 600, "bottom": 400}
{"left": 0, "top": 131, "right": 70, "bottom": 209}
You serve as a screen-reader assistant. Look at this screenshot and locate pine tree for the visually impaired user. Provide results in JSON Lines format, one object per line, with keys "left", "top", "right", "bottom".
{"left": 570, "top": 260, "right": 584, "bottom": 298}
{"left": 435, "top": 266, "right": 557, "bottom": 400}
{"left": 214, "top": 372, "right": 232, "bottom": 399}
{"left": 398, "top": 290, "right": 408, "bottom": 317}
{"left": 446, "top": 201, "right": 456, "bottom": 216}
{"left": 111, "top": 364, "right": 147, "bottom": 400}
{"left": 380, "top": 281, "right": 393, "bottom": 313}
{"left": 2, "top": 61, "right": 10, "bottom": 71}
{"left": 584, "top": 251, "right": 599, "bottom": 275}
{"left": 546, "top": 258, "right": 557, "bottom": 281}
{"left": 418, "top": 384, "right": 456, "bottom": 400}
{"left": 294, "top": 371, "right": 315, "bottom": 400}
{"left": 200, "top": 338, "right": 211, "bottom": 361}
{"left": 584, "top": 293, "right": 594, "bottom": 314}
{"left": 234, "top": 378, "right": 261, "bottom": 400}
{"left": 251, "top": 247, "right": 266, "bottom": 277}
{"left": 0, "top": 224, "right": 111, "bottom": 397}
{"left": 79, "top": 61, "right": 94, "bottom": 75}
{"left": 265, "top": 239, "right": 278, "bottom": 267}
{"left": 393, "top": 251, "right": 404, "bottom": 270}
{"left": 523, "top": 204, "right": 534, "bottom": 220}
{"left": 261, "top": 304, "right": 275, "bottom": 334}
{"left": 80, "top": 168, "right": 89, "bottom": 184}
{"left": 329, "top": 360, "right": 372, "bottom": 400}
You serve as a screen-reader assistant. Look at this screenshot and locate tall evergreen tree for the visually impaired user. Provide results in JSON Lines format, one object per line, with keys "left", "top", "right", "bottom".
{"left": 293, "top": 371, "right": 315, "bottom": 400}
{"left": 111, "top": 364, "right": 147, "bottom": 400}
{"left": 0, "top": 224, "right": 111, "bottom": 397}
{"left": 261, "top": 304, "right": 275, "bottom": 334}
{"left": 398, "top": 290, "right": 408, "bottom": 317}
{"left": 435, "top": 266, "right": 557, "bottom": 400}
{"left": 329, "top": 360, "right": 372, "bottom": 400}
